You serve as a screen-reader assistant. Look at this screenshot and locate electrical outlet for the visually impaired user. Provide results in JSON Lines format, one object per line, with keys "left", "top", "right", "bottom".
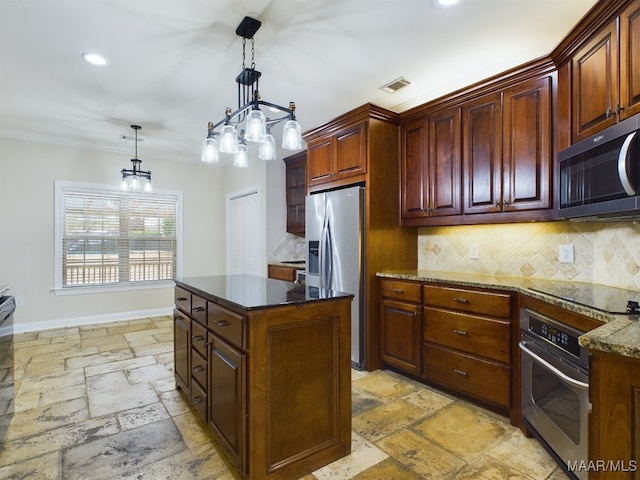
{"left": 470, "top": 244, "right": 479, "bottom": 259}
{"left": 15, "top": 296, "right": 24, "bottom": 306}
{"left": 559, "top": 244, "right": 574, "bottom": 263}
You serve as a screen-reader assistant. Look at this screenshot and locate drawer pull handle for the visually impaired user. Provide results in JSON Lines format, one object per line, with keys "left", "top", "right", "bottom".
{"left": 176, "top": 297, "right": 188, "bottom": 302}
{"left": 214, "top": 320, "right": 229, "bottom": 327}
{"left": 192, "top": 395, "right": 204, "bottom": 404}
{"left": 192, "top": 366, "right": 204, "bottom": 373}
{"left": 192, "top": 306, "right": 205, "bottom": 313}
{"left": 392, "top": 288, "right": 404, "bottom": 294}
{"left": 453, "top": 329, "right": 468, "bottom": 336}
{"left": 453, "top": 297, "right": 469, "bottom": 304}
{"left": 454, "top": 369, "right": 468, "bottom": 376}
{"left": 192, "top": 335, "right": 204, "bottom": 342}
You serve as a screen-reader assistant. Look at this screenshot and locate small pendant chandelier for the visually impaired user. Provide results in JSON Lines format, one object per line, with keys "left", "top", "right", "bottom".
{"left": 120, "top": 125, "right": 152, "bottom": 192}
{"left": 200, "top": 16, "right": 302, "bottom": 166}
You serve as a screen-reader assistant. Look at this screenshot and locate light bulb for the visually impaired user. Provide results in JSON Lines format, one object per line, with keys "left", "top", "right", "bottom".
{"left": 245, "top": 109, "right": 266, "bottom": 142}
{"left": 233, "top": 144, "right": 249, "bottom": 168}
{"left": 143, "top": 178, "right": 153, "bottom": 193}
{"left": 120, "top": 177, "right": 128, "bottom": 191}
{"left": 219, "top": 125, "right": 239, "bottom": 153}
{"left": 282, "top": 119, "right": 302, "bottom": 150}
{"left": 129, "top": 175, "right": 141, "bottom": 191}
{"left": 259, "top": 133, "right": 277, "bottom": 160}
{"left": 201, "top": 137, "right": 219, "bottom": 163}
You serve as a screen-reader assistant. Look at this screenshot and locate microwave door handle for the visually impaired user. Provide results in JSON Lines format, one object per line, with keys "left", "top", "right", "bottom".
{"left": 618, "top": 131, "right": 637, "bottom": 196}
{"left": 519, "top": 341, "right": 589, "bottom": 390}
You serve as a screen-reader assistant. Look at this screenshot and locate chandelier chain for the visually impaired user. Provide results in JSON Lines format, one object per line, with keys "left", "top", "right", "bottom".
{"left": 251, "top": 38, "right": 256, "bottom": 69}
{"left": 241, "top": 37, "right": 246, "bottom": 70}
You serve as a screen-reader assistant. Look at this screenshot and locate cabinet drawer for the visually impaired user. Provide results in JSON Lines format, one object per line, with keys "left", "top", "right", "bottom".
{"left": 190, "top": 379, "right": 207, "bottom": 421}
{"left": 191, "top": 320, "right": 208, "bottom": 358}
{"left": 380, "top": 279, "right": 422, "bottom": 303}
{"left": 268, "top": 264, "right": 298, "bottom": 282}
{"left": 191, "top": 348, "right": 207, "bottom": 391}
{"left": 423, "top": 342, "right": 510, "bottom": 409}
{"left": 191, "top": 294, "right": 207, "bottom": 324}
{"left": 175, "top": 287, "right": 191, "bottom": 313}
{"left": 423, "top": 284, "right": 511, "bottom": 318}
{"left": 424, "top": 307, "right": 510, "bottom": 364}
{"left": 208, "top": 302, "right": 245, "bottom": 349}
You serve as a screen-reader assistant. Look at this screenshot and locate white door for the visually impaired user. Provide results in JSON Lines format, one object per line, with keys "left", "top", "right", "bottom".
{"left": 227, "top": 188, "right": 261, "bottom": 276}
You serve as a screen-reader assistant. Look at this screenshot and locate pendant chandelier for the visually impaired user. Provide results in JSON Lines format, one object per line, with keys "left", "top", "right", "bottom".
{"left": 201, "top": 16, "right": 302, "bottom": 166}
{"left": 120, "top": 124, "right": 152, "bottom": 192}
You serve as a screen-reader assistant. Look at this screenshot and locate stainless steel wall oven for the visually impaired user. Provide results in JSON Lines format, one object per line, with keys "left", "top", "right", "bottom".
{"left": 519, "top": 308, "right": 589, "bottom": 480}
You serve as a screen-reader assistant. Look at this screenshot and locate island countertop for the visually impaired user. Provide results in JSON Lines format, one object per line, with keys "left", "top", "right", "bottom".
{"left": 175, "top": 274, "right": 353, "bottom": 312}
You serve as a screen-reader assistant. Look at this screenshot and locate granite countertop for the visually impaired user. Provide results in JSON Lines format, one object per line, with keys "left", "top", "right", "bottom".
{"left": 175, "top": 274, "right": 352, "bottom": 312}
{"left": 377, "top": 270, "right": 640, "bottom": 359}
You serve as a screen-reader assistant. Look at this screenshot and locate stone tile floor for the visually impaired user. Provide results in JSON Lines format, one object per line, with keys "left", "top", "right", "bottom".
{"left": 0, "top": 316, "right": 569, "bottom": 479}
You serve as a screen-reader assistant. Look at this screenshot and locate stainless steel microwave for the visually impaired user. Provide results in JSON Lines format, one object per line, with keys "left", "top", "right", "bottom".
{"left": 558, "top": 113, "right": 640, "bottom": 220}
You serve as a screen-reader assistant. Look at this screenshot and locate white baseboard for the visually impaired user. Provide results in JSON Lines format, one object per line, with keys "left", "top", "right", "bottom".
{"left": 13, "top": 307, "right": 174, "bottom": 334}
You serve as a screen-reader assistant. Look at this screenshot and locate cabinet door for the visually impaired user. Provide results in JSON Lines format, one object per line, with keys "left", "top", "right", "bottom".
{"left": 380, "top": 298, "right": 422, "bottom": 375}
{"left": 335, "top": 121, "right": 367, "bottom": 178}
{"left": 502, "top": 75, "right": 552, "bottom": 212}
{"left": 307, "top": 137, "right": 334, "bottom": 186}
{"left": 572, "top": 19, "right": 619, "bottom": 141}
{"left": 173, "top": 310, "right": 190, "bottom": 392}
{"left": 284, "top": 152, "right": 307, "bottom": 234}
{"left": 429, "top": 107, "right": 461, "bottom": 217}
{"left": 401, "top": 118, "right": 429, "bottom": 219}
{"left": 620, "top": 0, "right": 640, "bottom": 119}
{"left": 463, "top": 92, "right": 503, "bottom": 214}
{"left": 208, "top": 333, "right": 246, "bottom": 474}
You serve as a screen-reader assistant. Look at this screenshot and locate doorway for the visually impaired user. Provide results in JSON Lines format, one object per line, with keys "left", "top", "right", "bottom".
{"left": 226, "top": 186, "right": 263, "bottom": 276}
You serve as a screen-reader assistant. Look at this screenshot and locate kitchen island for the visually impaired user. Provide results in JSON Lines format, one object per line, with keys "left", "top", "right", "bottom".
{"left": 173, "top": 275, "right": 353, "bottom": 480}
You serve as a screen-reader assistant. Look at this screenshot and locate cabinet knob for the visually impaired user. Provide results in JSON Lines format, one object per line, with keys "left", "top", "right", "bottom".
{"left": 453, "top": 369, "right": 468, "bottom": 377}
{"left": 392, "top": 288, "right": 404, "bottom": 294}
{"left": 176, "top": 297, "right": 188, "bottom": 302}
{"left": 214, "top": 320, "right": 229, "bottom": 327}
{"left": 453, "top": 297, "right": 469, "bottom": 304}
{"left": 453, "top": 329, "right": 468, "bottom": 336}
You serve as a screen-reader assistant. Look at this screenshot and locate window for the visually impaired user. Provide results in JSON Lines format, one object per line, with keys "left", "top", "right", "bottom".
{"left": 55, "top": 181, "right": 182, "bottom": 292}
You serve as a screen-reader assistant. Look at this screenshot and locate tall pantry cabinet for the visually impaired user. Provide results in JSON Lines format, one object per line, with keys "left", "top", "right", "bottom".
{"left": 303, "top": 104, "right": 417, "bottom": 371}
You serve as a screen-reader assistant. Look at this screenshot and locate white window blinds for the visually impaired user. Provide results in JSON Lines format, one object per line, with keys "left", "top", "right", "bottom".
{"left": 59, "top": 185, "right": 179, "bottom": 289}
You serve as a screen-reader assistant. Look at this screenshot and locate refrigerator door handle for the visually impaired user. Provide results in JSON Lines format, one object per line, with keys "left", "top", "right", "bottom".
{"left": 319, "top": 214, "right": 332, "bottom": 289}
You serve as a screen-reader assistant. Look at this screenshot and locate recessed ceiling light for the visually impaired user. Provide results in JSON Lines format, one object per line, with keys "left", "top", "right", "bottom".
{"left": 81, "top": 52, "right": 109, "bottom": 66}
{"left": 434, "top": 0, "right": 462, "bottom": 7}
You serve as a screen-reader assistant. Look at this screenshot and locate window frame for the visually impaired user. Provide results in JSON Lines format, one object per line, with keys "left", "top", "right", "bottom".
{"left": 54, "top": 180, "right": 183, "bottom": 295}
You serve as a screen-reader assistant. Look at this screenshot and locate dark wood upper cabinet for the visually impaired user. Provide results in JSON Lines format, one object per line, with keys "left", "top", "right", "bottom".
{"left": 462, "top": 92, "right": 503, "bottom": 215}
{"left": 401, "top": 107, "right": 461, "bottom": 224}
{"left": 502, "top": 75, "right": 552, "bottom": 212}
{"left": 571, "top": 0, "right": 640, "bottom": 142}
{"left": 571, "top": 19, "right": 619, "bottom": 140}
{"left": 283, "top": 151, "right": 306, "bottom": 234}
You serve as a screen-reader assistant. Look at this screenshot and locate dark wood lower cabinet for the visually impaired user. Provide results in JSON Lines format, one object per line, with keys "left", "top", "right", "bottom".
{"left": 173, "top": 310, "right": 190, "bottom": 393}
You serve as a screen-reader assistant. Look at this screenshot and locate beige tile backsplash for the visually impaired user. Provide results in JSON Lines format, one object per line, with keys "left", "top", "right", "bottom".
{"left": 418, "top": 221, "right": 640, "bottom": 291}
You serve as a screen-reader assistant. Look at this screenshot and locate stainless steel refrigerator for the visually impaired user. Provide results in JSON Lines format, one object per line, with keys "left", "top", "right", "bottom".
{"left": 305, "top": 185, "right": 365, "bottom": 370}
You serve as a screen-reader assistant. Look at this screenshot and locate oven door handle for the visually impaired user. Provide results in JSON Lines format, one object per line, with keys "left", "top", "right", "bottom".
{"left": 519, "top": 341, "right": 589, "bottom": 390}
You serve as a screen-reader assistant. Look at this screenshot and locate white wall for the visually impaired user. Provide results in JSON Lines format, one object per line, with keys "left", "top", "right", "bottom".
{"left": 0, "top": 137, "right": 228, "bottom": 332}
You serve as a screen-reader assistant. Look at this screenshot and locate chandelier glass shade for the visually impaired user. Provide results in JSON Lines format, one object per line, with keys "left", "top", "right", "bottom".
{"left": 200, "top": 16, "right": 302, "bottom": 166}
{"left": 121, "top": 125, "right": 152, "bottom": 192}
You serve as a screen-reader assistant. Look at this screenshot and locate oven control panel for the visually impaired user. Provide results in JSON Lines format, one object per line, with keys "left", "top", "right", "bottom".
{"left": 525, "top": 314, "right": 583, "bottom": 360}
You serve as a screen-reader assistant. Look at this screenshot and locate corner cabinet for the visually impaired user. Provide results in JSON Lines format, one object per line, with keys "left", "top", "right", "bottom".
{"left": 570, "top": 0, "right": 640, "bottom": 142}
{"left": 283, "top": 151, "right": 306, "bottom": 234}
{"left": 173, "top": 279, "right": 352, "bottom": 480}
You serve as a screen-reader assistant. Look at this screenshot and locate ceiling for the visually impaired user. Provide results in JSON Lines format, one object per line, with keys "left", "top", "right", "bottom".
{"left": 0, "top": 0, "right": 599, "bottom": 164}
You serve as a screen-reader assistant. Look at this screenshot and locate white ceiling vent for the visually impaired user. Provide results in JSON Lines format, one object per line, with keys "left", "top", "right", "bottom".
{"left": 379, "top": 77, "right": 413, "bottom": 94}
